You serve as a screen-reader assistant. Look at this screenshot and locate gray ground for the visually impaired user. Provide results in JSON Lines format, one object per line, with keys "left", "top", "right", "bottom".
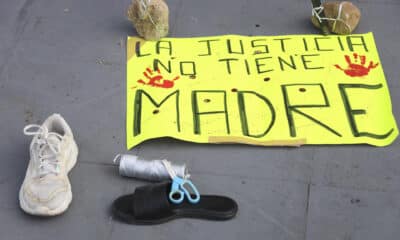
{"left": 0, "top": 0, "right": 399, "bottom": 239}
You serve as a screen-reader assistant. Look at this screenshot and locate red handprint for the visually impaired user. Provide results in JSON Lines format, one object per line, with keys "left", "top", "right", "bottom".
{"left": 334, "top": 53, "right": 379, "bottom": 77}
{"left": 137, "top": 68, "right": 180, "bottom": 88}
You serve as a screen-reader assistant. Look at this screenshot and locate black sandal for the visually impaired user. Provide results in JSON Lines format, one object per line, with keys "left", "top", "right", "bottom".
{"left": 112, "top": 181, "right": 238, "bottom": 225}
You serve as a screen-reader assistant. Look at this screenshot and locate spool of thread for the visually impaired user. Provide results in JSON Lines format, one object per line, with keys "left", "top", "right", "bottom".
{"left": 113, "top": 154, "right": 188, "bottom": 181}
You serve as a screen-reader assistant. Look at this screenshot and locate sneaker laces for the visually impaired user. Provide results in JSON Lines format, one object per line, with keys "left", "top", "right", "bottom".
{"left": 23, "top": 124, "right": 64, "bottom": 177}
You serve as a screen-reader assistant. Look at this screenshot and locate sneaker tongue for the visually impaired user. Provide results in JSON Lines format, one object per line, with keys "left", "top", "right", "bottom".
{"left": 48, "top": 134, "right": 61, "bottom": 144}
{"left": 41, "top": 134, "right": 61, "bottom": 156}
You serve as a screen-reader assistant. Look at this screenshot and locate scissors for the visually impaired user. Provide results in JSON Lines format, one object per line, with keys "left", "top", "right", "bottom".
{"left": 169, "top": 176, "right": 200, "bottom": 204}
{"left": 161, "top": 159, "right": 200, "bottom": 204}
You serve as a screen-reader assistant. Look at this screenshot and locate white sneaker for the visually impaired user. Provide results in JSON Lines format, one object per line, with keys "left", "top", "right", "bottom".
{"left": 19, "top": 114, "right": 78, "bottom": 216}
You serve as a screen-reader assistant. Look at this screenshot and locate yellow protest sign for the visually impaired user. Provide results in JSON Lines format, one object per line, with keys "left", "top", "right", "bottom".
{"left": 126, "top": 32, "right": 398, "bottom": 149}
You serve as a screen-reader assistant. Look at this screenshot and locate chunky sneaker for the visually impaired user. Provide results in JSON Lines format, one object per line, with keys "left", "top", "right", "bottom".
{"left": 19, "top": 114, "right": 78, "bottom": 216}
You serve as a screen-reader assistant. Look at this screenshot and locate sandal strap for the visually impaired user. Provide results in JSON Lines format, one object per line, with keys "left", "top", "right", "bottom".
{"left": 133, "top": 182, "right": 172, "bottom": 218}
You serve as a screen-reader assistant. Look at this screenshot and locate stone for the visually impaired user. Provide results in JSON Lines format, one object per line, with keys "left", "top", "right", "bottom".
{"left": 311, "top": 1, "right": 361, "bottom": 35}
{"left": 127, "top": 0, "right": 169, "bottom": 40}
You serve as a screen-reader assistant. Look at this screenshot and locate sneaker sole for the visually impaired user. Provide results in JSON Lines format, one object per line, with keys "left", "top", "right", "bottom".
{"left": 19, "top": 141, "right": 79, "bottom": 216}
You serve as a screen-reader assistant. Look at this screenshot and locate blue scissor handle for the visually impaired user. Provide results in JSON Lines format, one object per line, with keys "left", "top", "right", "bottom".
{"left": 169, "top": 176, "right": 200, "bottom": 204}
{"left": 180, "top": 179, "right": 200, "bottom": 204}
{"left": 169, "top": 178, "right": 184, "bottom": 204}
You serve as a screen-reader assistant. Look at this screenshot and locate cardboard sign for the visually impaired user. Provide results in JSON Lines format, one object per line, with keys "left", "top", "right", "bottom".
{"left": 126, "top": 32, "right": 398, "bottom": 149}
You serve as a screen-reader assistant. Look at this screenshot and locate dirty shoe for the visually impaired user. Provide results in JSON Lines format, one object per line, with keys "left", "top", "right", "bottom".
{"left": 19, "top": 114, "right": 78, "bottom": 216}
